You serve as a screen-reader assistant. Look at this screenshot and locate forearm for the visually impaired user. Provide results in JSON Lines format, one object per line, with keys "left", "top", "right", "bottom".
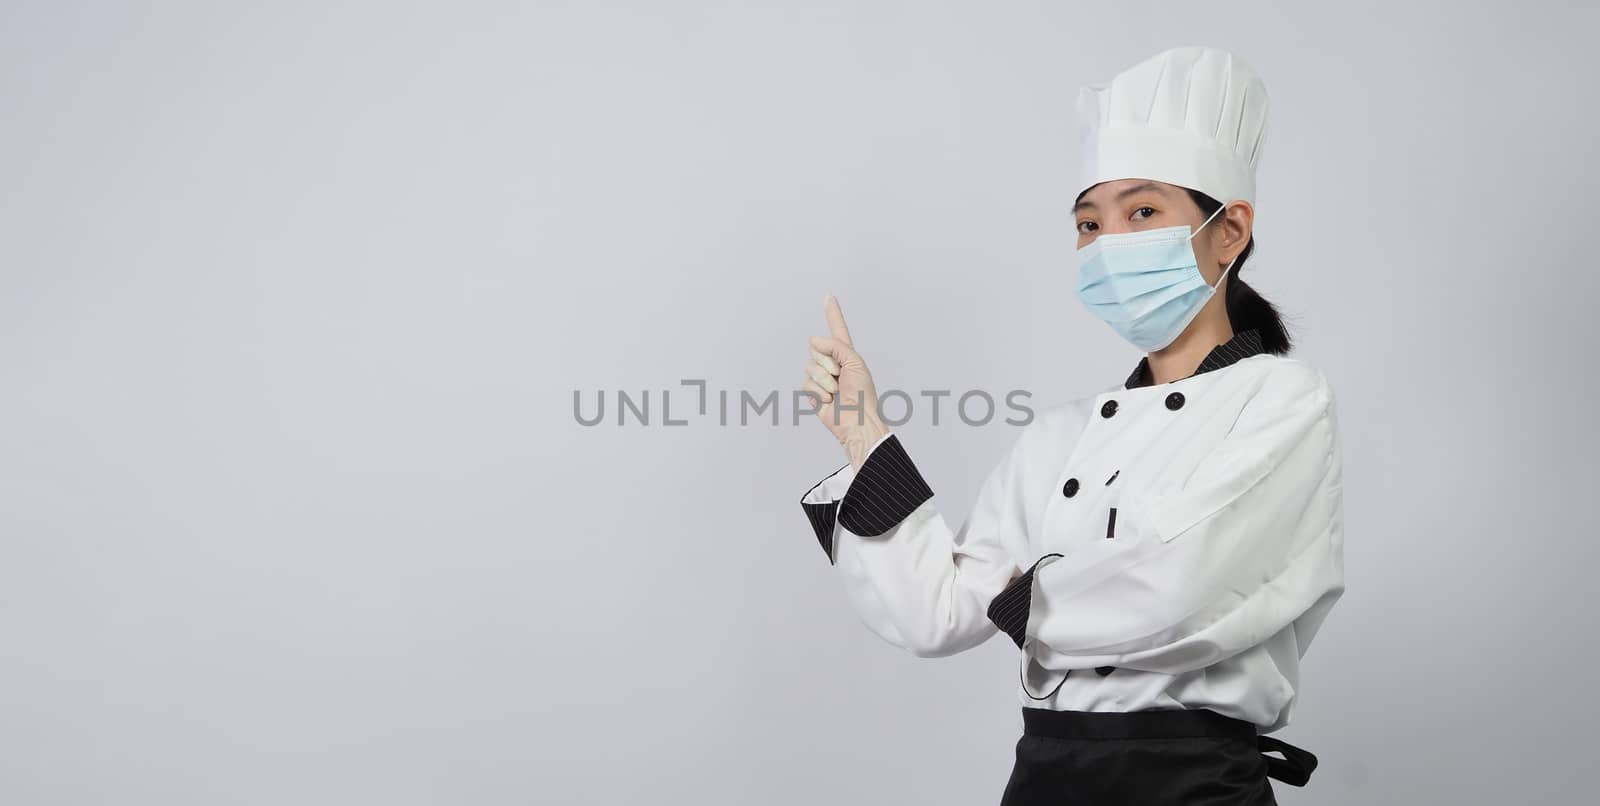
{"left": 799, "top": 433, "right": 1017, "bottom": 658}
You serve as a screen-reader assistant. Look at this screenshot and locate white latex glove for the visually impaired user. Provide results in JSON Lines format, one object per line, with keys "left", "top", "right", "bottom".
{"left": 803, "top": 294, "right": 891, "bottom": 470}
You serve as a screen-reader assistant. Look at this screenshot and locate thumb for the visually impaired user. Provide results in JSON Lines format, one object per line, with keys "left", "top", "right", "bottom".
{"left": 808, "top": 334, "right": 861, "bottom": 368}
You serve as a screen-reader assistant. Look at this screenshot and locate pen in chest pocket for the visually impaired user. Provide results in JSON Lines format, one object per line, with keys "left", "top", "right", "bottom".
{"left": 1104, "top": 469, "right": 1121, "bottom": 539}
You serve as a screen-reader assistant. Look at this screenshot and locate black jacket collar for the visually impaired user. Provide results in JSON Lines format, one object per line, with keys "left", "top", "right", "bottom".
{"left": 1123, "top": 328, "right": 1268, "bottom": 390}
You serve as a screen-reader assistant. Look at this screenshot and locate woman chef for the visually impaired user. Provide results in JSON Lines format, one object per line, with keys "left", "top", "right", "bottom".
{"left": 797, "top": 46, "right": 1344, "bottom": 805}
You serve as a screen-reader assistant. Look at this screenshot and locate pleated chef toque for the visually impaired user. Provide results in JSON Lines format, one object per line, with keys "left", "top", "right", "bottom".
{"left": 1077, "top": 46, "right": 1269, "bottom": 205}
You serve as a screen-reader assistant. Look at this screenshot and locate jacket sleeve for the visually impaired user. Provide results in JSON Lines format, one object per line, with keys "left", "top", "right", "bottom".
{"left": 1023, "top": 367, "right": 1346, "bottom": 676}
{"left": 799, "top": 432, "right": 1027, "bottom": 658}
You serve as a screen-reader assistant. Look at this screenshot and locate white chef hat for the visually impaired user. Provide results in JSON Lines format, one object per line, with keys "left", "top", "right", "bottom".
{"left": 1077, "top": 46, "right": 1269, "bottom": 205}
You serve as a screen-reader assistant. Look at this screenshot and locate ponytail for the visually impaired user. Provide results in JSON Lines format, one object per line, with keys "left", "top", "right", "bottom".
{"left": 1184, "top": 188, "right": 1293, "bottom": 355}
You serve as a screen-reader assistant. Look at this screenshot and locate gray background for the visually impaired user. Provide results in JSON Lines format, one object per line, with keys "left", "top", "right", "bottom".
{"left": 2, "top": 1, "right": 1595, "bottom": 803}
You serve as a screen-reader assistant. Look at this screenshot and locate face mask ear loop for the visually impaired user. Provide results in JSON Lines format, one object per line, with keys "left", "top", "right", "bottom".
{"left": 1210, "top": 253, "right": 1239, "bottom": 293}
{"left": 1189, "top": 201, "right": 1229, "bottom": 241}
{"left": 1192, "top": 200, "right": 1238, "bottom": 293}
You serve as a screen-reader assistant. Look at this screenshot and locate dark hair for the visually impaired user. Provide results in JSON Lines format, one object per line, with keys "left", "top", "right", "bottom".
{"left": 1182, "top": 188, "right": 1293, "bottom": 355}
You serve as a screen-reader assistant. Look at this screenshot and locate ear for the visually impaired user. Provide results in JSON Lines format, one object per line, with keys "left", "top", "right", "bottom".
{"left": 1213, "top": 201, "right": 1255, "bottom": 265}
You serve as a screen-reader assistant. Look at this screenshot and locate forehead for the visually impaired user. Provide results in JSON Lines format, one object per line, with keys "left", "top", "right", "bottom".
{"left": 1075, "top": 178, "right": 1183, "bottom": 208}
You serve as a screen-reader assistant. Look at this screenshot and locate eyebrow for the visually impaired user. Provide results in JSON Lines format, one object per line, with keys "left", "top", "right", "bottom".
{"left": 1073, "top": 182, "right": 1166, "bottom": 214}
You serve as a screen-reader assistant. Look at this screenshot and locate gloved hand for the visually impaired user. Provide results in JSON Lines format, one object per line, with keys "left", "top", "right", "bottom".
{"left": 803, "top": 294, "right": 891, "bottom": 470}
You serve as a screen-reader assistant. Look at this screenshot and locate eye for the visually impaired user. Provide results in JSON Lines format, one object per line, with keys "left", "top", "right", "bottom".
{"left": 1131, "top": 206, "right": 1156, "bottom": 220}
{"left": 1076, "top": 220, "right": 1099, "bottom": 234}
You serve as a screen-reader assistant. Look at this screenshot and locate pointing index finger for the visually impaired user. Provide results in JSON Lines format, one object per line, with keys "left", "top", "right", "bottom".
{"left": 824, "top": 293, "right": 853, "bottom": 346}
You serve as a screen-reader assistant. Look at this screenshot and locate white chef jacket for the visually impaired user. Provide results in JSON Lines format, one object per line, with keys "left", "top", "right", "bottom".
{"left": 799, "top": 329, "right": 1344, "bottom": 734}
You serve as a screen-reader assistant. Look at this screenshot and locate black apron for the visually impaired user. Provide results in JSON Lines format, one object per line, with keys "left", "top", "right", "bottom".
{"left": 998, "top": 707, "right": 1318, "bottom": 806}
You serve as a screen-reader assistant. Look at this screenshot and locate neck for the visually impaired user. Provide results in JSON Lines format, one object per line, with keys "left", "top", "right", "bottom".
{"left": 1148, "top": 314, "right": 1234, "bottom": 385}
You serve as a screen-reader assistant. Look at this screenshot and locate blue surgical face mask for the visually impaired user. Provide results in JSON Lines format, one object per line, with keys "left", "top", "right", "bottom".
{"left": 1075, "top": 203, "right": 1238, "bottom": 352}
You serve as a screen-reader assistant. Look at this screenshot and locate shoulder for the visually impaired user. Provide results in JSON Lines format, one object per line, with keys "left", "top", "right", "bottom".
{"left": 1025, "top": 387, "right": 1106, "bottom": 439}
{"left": 995, "top": 393, "right": 1097, "bottom": 469}
{"left": 1226, "top": 356, "right": 1341, "bottom": 451}
{"left": 1235, "top": 354, "right": 1336, "bottom": 411}
{"left": 1000, "top": 376, "right": 1127, "bottom": 458}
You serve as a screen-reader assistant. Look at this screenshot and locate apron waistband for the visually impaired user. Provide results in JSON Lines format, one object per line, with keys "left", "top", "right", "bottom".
{"left": 1022, "top": 706, "right": 1256, "bottom": 740}
{"left": 1020, "top": 707, "right": 1319, "bottom": 786}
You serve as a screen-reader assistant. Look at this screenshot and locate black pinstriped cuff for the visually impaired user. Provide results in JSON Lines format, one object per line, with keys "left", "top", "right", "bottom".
{"left": 800, "top": 496, "right": 842, "bottom": 565}
{"left": 837, "top": 434, "right": 933, "bottom": 538}
{"left": 986, "top": 553, "right": 1062, "bottom": 649}
{"left": 798, "top": 434, "right": 932, "bottom": 566}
